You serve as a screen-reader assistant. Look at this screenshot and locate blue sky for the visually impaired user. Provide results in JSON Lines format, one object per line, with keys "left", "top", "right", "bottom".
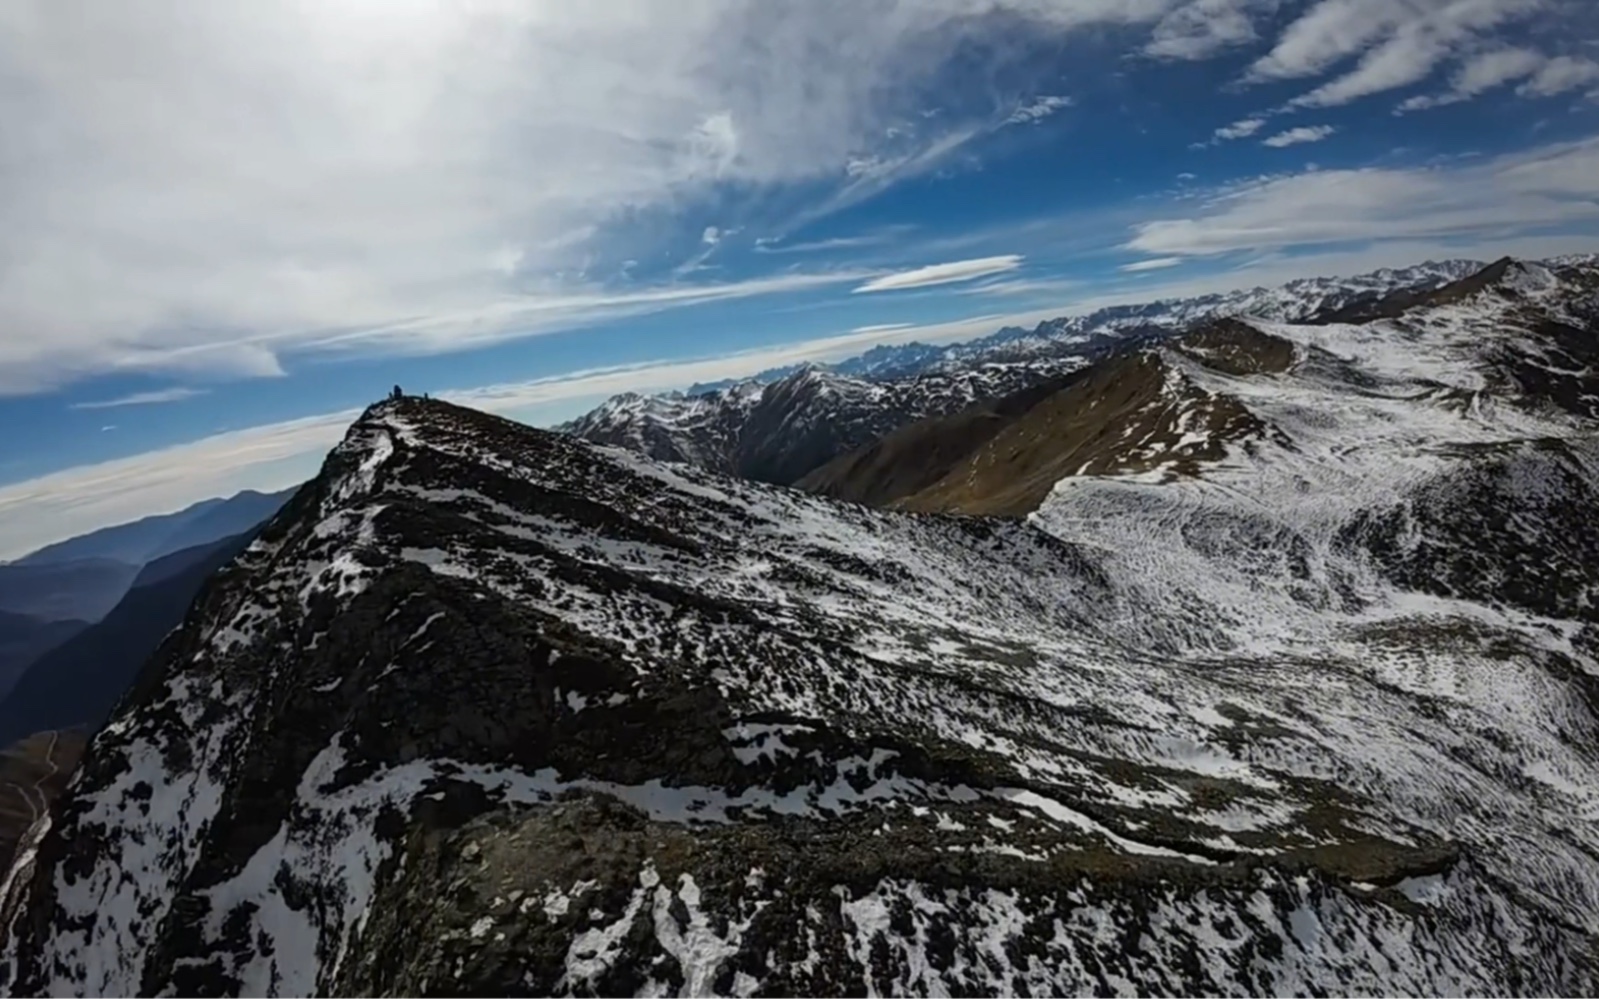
{"left": 2, "top": 0, "right": 1598, "bottom": 557}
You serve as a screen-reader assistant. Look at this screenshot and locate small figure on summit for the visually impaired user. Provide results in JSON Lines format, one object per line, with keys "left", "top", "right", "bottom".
{"left": 390, "top": 384, "right": 404, "bottom": 401}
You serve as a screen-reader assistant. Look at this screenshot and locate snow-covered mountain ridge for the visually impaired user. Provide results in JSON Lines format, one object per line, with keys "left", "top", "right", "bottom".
{"left": 562, "top": 257, "right": 1496, "bottom": 485}
{"left": 1, "top": 253, "right": 1596, "bottom": 996}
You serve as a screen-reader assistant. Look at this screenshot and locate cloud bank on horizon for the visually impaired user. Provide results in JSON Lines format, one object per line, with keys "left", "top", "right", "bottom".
{"left": 1, "top": 0, "right": 1597, "bottom": 555}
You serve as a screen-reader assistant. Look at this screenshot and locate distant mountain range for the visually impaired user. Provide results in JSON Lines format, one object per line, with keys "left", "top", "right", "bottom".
{"left": 0, "top": 488, "right": 295, "bottom": 624}
{"left": 0, "top": 614, "right": 86, "bottom": 704}
{"left": 11, "top": 488, "right": 293, "bottom": 569}
{"left": 678, "top": 258, "right": 1492, "bottom": 397}
{"left": 564, "top": 357, "right": 1090, "bottom": 486}
{"left": 0, "top": 529, "right": 264, "bottom": 753}
{"left": 0, "top": 488, "right": 296, "bottom": 765}
{"left": 562, "top": 258, "right": 1498, "bottom": 482}
{"left": 0, "top": 559, "right": 140, "bottom": 627}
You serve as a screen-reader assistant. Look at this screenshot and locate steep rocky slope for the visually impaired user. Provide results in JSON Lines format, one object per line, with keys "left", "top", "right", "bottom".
{"left": 799, "top": 319, "right": 1291, "bottom": 515}
{"left": 2, "top": 316, "right": 1596, "bottom": 996}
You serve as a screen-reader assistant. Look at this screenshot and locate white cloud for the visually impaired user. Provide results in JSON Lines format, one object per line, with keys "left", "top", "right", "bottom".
{"left": 236, "top": 271, "right": 875, "bottom": 357}
{"left": 1126, "top": 135, "right": 1599, "bottom": 258}
{"left": 1263, "top": 124, "right": 1337, "bottom": 147}
{"left": 1213, "top": 117, "right": 1267, "bottom": 141}
{"left": 701, "top": 226, "right": 722, "bottom": 245}
{"left": 1396, "top": 47, "right": 1545, "bottom": 110}
{"left": 1120, "top": 256, "right": 1186, "bottom": 272}
{"left": 68, "top": 386, "right": 210, "bottom": 410}
{"left": 1004, "top": 95, "right": 1073, "bottom": 125}
{"left": 754, "top": 232, "right": 904, "bottom": 254}
{"left": 849, "top": 322, "right": 915, "bottom": 333}
{"left": 1247, "top": 0, "right": 1409, "bottom": 82}
{"left": 1287, "top": 31, "right": 1445, "bottom": 107}
{"left": 1455, "top": 46, "right": 1548, "bottom": 95}
{"left": 957, "top": 276, "right": 1083, "bottom": 296}
{"left": 0, "top": 304, "right": 1078, "bottom": 560}
{"left": 852, "top": 255, "right": 1025, "bottom": 293}
{"left": 1146, "top": 0, "right": 1273, "bottom": 61}
{"left": 0, "top": 0, "right": 1202, "bottom": 396}
{"left": 1517, "top": 56, "right": 1599, "bottom": 97}
{"left": 1249, "top": 0, "right": 1547, "bottom": 108}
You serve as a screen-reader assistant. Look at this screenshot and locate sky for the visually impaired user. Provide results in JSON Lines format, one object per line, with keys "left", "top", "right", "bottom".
{"left": 2, "top": 0, "right": 1598, "bottom": 559}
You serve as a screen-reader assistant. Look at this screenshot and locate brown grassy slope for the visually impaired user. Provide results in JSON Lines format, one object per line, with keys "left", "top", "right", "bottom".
{"left": 898, "top": 352, "right": 1277, "bottom": 516}
{"left": 798, "top": 320, "right": 1297, "bottom": 517}
{"left": 0, "top": 729, "right": 87, "bottom": 875}
{"left": 794, "top": 375, "right": 1071, "bottom": 507}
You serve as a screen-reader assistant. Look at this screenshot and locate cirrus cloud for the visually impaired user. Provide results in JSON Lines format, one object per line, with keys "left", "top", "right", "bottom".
{"left": 1517, "top": 55, "right": 1599, "bottom": 97}
{"left": 1263, "top": 125, "right": 1337, "bottom": 147}
{"left": 1128, "top": 136, "right": 1599, "bottom": 259}
{"left": 1249, "top": 0, "right": 1554, "bottom": 110}
{"left": 1211, "top": 117, "right": 1267, "bottom": 142}
{"left": 852, "top": 255, "right": 1026, "bottom": 293}
{"left": 68, "top": 387, "right": 210, "bottom": 410}
{"left": 1396, "top": 47, "right": 1546, "bottom": 111}
{"left": 1120, "top": 256, "right": 1186, "bottom": 272}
